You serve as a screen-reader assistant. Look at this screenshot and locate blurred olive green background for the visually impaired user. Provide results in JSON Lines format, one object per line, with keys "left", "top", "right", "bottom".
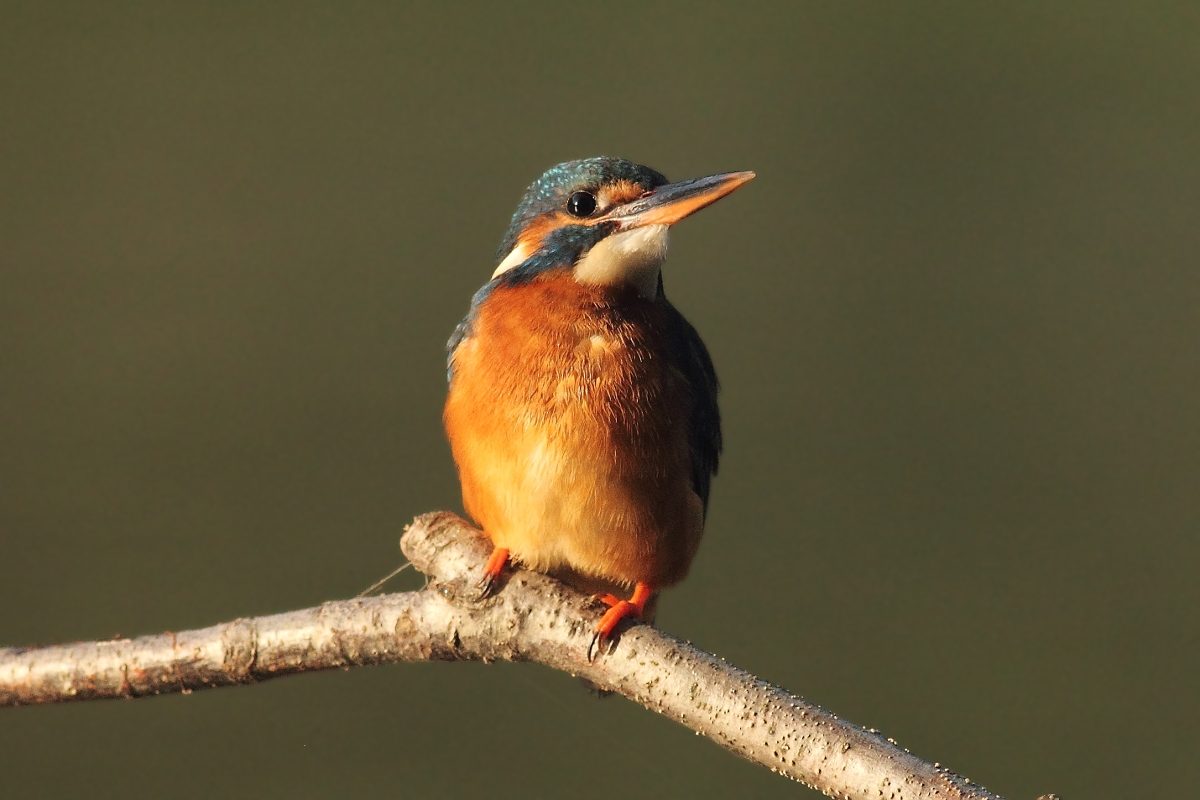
{"left": 2, "top": 3, "right": 1198, "bottom": 798}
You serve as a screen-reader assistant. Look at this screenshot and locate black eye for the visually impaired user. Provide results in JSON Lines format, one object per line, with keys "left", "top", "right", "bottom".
{"left": 566, "top": 191, "right": 597, "bottom": 217}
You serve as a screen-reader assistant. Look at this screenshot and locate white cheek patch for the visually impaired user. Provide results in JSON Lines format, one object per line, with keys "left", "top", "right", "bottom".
{"left": 573, "top": 224, "right": 669, "bottom": 298}
{"left": 492, "top": 241, "right": 534, "bottom": 278}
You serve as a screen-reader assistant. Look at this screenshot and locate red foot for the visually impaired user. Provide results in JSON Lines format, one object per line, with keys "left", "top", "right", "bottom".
{"left": 590, "top": 582, "right": 654, "bottom": 659}
{"left": 477, "top": 547, "right": 509, "bottom": 597}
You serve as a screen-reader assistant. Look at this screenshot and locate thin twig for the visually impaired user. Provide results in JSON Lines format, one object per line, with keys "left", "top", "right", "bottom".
{"left": 0, "top": 512, "right": 1018, "bottom": 800}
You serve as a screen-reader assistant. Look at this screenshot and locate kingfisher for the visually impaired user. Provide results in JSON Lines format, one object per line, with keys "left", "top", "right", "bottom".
{"left": 444, "top": 157, "right": 754, "bottom": 652}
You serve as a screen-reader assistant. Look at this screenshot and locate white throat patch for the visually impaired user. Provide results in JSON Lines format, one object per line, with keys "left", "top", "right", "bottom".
{"left": 573, "top": 224, "right": 669, "bottom": 298}
{"left": 491, "top": 241, "right": 534, "bottom": 279}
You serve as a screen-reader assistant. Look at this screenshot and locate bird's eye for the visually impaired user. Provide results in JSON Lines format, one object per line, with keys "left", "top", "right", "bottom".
{"left": 566, "top": 191, "right": 597, "bottom": 217}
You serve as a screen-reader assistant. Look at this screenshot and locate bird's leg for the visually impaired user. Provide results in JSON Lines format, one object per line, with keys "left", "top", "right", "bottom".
{"left": 590, "top": 582, "right": 654, "bottom": 659}
{"left": 476, "top": 546, "right": 509, "bottom": 597}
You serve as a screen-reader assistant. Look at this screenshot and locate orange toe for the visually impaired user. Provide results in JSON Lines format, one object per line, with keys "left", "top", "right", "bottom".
{"left": 592, "top": 582, "right": 655, "bottom": 639}
{"left": 595, "top": 600, "right": 639, "bottom": 639}
{"left": 477, "top": 546, "right": 509, "bottom": 596}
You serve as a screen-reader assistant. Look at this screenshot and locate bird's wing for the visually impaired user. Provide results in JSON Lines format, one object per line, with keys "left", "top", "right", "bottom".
{"left": 661, "top": 295, "right": 722, "bottom": 516}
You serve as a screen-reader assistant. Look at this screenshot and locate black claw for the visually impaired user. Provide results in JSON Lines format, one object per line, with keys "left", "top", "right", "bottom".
{"left": 475, "top": 571, "right": 498, "bottom": 599}
{"left": 587, "top": 630, "right": 617, "bottom": 662}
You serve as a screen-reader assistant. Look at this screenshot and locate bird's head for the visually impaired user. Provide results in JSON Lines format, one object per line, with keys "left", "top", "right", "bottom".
{"left": 491, "top": 157, "right": 754, "bottom": 298}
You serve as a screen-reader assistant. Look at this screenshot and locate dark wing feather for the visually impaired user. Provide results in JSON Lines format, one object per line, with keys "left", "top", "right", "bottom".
{"left": 660, "top": 293, "right": 722, "bottom": 516}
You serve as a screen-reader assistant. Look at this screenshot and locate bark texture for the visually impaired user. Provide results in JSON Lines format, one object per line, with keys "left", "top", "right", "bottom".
{"left": 1, "top": 512, "right": 1014, "bottom": 800}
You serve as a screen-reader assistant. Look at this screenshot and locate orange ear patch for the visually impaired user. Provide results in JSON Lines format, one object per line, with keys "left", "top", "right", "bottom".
{"left": 511, "top": 213, "right": 562, "bottom": 254}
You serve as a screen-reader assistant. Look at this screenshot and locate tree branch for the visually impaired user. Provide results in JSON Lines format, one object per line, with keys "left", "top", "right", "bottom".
{"left": 1, "top": 511, "right": 1020, "bottom": 799}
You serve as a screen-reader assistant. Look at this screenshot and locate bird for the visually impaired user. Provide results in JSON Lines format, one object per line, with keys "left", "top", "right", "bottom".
{"left": 443, "top": 157, "right": 754, "bottom": 653}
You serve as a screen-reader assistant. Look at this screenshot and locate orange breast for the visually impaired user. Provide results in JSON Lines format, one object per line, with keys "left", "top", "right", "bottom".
{"left": 443, "top": 272, "right": 705, "bottom": 590}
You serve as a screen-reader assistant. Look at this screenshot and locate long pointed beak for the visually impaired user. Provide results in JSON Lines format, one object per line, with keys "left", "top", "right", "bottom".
{"left": 608, "top": 170, "right": 755, "bottom": 229}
